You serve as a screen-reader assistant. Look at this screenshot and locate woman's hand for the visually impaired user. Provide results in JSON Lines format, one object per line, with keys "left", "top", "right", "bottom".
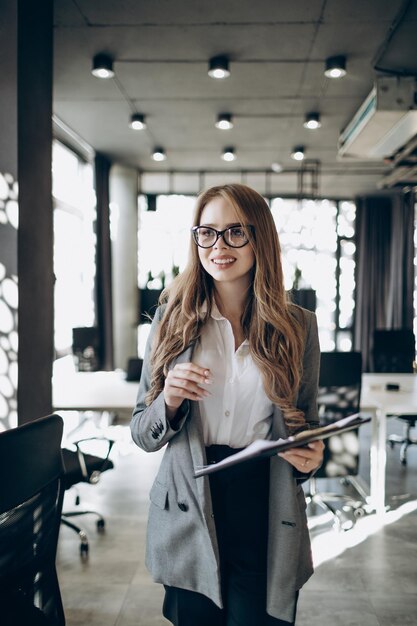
{"left": 278, "top": 439, "right": 324, "bottom": 473}
{"left": 164, "top": 362, "right": 212, "bottom": 420}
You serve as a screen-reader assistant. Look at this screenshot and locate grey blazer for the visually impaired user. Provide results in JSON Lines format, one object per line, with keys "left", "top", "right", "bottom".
{"left": 131, "top": 305, "right": 320, "bottom": 622}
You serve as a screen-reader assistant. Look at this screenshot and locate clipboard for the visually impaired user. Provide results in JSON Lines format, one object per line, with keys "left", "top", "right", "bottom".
{"left": 194, "top": 413, "right": 371, "bottom": 478}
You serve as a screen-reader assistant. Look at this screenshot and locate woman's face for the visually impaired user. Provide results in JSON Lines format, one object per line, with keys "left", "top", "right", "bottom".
{"left": 197, "top": 196, "right": 255, "bottom": 289}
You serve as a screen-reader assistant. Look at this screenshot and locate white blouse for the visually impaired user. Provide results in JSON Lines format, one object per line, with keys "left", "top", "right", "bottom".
{"left": 192, "top": 302, "right": 274, "bottom": 447}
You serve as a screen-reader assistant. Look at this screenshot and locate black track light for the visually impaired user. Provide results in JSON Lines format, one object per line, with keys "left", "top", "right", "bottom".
{"left": 208, "top": 56, "right": 230, "bottom": 79}
{"left": 92, "top": 53, "right": 115, "bottom": 79}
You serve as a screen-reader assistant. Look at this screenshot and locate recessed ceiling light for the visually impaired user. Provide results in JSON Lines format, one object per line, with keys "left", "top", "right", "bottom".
{"left": 152, "top": 147, "right": 167, "bottom": 161}
{"left": 271, "top": 162, "right": 283, "bottom": 173}
{"left": 303, "top": 112, "right": 321, "bottom": 130}
{"left": 222, "top": 147, "right": 236, "bottom": 161}
{"left": 291, "top": 145, "right": 305, "bottom": 161}
{"left": 215, "top": 113, "right": 234, "bottom": 130}
{"left": 91, "top": 53, "right": 114, "bottom": 79}
{"left": 208, "top": 56, "right": 230, "bottom": 79}
{"left": 129, "top": 113, "right": 147, "bottom": 130}
{"left": 324, "top": 55, "right": 347, "bottom": 79}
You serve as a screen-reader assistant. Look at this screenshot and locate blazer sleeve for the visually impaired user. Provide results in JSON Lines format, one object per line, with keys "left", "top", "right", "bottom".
{"left": 293, "top": 308, "right": 321, "bottom": 482}
{"left": 296, "top": 308, "right": 320, "bottom": 429}
{"left": 130, "top": 307, "right": 190, "bottom": 452}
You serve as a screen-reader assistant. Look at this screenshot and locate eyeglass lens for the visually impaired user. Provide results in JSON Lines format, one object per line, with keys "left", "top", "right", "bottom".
{"left": 194, "top": 226, "right": 250, "bottom": 248}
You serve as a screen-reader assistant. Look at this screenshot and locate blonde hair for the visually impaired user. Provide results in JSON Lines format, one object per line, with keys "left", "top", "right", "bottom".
{"left": 146, "top": 183, "right": 307, "bottom": 432}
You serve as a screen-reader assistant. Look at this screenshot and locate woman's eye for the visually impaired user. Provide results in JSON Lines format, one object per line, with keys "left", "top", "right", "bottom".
{"left": 200, "top": 228, "right": 214, "bottom": 237}
{"left": 230, "top": 227, "right": 245, "bottom": 237}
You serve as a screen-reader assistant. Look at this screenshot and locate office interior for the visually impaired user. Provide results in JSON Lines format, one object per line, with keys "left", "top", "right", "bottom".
{"left": 1, "top": 1, "right": 417, "bottom": 625}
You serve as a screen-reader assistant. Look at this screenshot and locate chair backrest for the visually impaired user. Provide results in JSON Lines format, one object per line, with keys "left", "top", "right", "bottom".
{"left": 61, "top": 438, "right": 115, "bottom": 490}
{"left": 72, "top": 326, "right": 100, "bottom": 371}
{"left": 125, "top": 357, "right": 143, "bottom": 381}
{"left": 318, "top": 351, "right": 362, "bottom": 419}
{"left": 316, "top": 351, "right": 362, "bottom": 478}
{"left": 372, "top": 329, "right": 415, "bottom": 373}
{"left": 0, "top": 414, "right": 65, "bottom": 626}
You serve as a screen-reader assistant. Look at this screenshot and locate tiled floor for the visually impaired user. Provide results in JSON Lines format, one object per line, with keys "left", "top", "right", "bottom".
{"left": 56, "top": 415, "right": 417, "bottom": 625}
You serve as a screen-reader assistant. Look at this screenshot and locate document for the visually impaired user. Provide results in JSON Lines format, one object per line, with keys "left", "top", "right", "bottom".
{"left": 194, "top": 413, "right": 371, "bottom": 478}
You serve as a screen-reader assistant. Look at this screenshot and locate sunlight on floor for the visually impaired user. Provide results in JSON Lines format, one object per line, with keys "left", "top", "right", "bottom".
{"left": 310, "top": 498, "right": 417, "bottom": 567}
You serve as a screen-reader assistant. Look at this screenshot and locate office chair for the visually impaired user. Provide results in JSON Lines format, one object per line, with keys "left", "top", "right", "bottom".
{"left": 125, "top": 357, "right": 143, "bottom": 381}
{"left": 61, "top": 436, "right": 115, "bottom": 555}
{"left": 372, "top": 329, "right": 417, "bottom": 465}
{"left": 0, "top": 414, "right": 66, "bottom": 626}
{"left": 72, "top": 326, "right": 100, "bottom": 371}
{"left": 306, "top": 351, "right": 368, "bottom": 530}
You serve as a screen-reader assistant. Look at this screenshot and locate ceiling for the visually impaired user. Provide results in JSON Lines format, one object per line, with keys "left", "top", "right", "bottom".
{"left": 53, "top": 0, "right": 417, "bottom": 198}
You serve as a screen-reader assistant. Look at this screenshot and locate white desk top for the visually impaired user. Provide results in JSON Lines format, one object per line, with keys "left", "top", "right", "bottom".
{"left": 52, "top": 356, "right": 139, "bottom": 412}
{"left": 361, "top": 373, "right": 417, "bottom": 415}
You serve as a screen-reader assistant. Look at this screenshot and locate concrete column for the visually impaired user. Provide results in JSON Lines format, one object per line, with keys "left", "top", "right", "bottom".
{"left": 109, "top": 165, "right": 139, "bottom": 370}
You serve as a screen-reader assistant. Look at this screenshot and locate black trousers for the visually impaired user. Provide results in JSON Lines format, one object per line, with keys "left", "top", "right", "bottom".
{"left": 163, "top": 445, "right": 298, "bottom": 626}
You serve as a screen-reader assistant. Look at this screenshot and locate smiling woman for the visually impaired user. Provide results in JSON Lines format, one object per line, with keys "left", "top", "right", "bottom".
{"left": 131, "top": 183, "right": 324, "bottom": 626}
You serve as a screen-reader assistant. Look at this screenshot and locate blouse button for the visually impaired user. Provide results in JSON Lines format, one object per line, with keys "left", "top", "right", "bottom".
{"left": 225, "top": 410, "right": 230, "bottom": 417}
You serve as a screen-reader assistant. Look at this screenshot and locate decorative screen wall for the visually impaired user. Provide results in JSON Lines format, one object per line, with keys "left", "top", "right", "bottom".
{"left": 0, "top": 172, "right": 18, "bottom": 431}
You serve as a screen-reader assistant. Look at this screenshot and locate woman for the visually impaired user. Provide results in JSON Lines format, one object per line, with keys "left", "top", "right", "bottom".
{"left": 131, "top": 183, "right": 323, "bottom": 625}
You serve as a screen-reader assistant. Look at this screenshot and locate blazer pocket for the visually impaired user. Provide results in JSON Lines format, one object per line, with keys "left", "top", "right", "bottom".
{"left": 149, "top": 480, "right": 169, "bottom": 510}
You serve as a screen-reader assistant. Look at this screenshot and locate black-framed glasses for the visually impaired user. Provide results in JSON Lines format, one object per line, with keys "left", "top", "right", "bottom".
{"left": 191, "top": 225, "right": 255, "bottom": 248}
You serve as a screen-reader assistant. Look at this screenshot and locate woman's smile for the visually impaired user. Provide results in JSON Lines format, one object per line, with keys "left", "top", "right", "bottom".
{"left": 210, "top": 255, "right": 236, "bottom": 268}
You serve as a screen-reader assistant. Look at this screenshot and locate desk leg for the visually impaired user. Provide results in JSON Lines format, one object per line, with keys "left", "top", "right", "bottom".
{"left": 370, "top": 407, "right": 387, "bottom": 516}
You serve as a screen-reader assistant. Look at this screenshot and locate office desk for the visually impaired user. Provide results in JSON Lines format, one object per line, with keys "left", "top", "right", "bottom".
{"left": 52, "top": 357, "right": 139, "bottom": 412}
{"left": 361, "top": 373, "right": 417, "bottom": 516}
{"left": 53, "top": 359, "right": 417, "bottom": 516}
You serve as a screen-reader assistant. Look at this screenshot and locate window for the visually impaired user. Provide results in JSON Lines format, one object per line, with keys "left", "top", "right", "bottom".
{"left": 52, "top": 141, "right": 96, "bottom": 355}
{"left": 270, "top": 198, "right": 355, "bottom": 351}
{"left": 137, "top": 194, "right": 356, "bottom": 353}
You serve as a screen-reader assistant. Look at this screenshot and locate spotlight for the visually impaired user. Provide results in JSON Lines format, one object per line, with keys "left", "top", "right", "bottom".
{"left": 271, "top": 162, "right": 283, "bottom": 173}
{"left": 129, "top": 113, "right": 147, "bottom": 130}
{"left": 324, "top": 55, "right": 346, "bottom": 79}
{"left": 291, "top": 146, "right": 305, "bottom": 161}
{"left": 92, "top": 53, "right": 114, "bottom": 79}
{"left": 152, "top": 147, "right": 167, "bottom": 161}
{"left": 303, "top": 112, "right": 321, "bottom": 130}
{"left": 208, "top": 55, "right": 230, "bottom": 79}
{"left": 215, "top": 113, "right": 234, "bottom": 130}
{"left": 221, "top": 147, "right": 236, "bottom": 162}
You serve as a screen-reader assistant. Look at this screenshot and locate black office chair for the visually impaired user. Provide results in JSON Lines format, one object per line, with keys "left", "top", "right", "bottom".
{"left": 372, "top": 329, "right": 416, "bottom": 465}
{"left": 0, "top": 414, "right": 66, "bottom": 626}
{"left": 72, "top": 326, "right": 100, "bottom": 372}
{"left": 125, "top": 357, "right": 143, "bottom": 382}
{"left": 61, "top": 436, "right": 115, "bottom": 555}
{"left": 306, "top": 351, "right": 368, "bottom": 530}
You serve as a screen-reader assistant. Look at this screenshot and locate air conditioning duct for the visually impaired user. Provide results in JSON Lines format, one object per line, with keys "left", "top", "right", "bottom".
{"left": 338, "top": 76, "right": 417, "bottom": 160}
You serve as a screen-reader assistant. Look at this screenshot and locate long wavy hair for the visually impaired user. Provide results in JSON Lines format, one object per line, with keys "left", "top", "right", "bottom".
{"left": 146, "top": 183, "right": 307, "bottom": 431}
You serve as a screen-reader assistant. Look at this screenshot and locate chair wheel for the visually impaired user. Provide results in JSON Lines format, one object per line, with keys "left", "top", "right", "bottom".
{"left": 97, "top": 519, "right": 105, "bottom": 530}
{"left": 400, "top": 457, "right": 407, "bottom": 466}
{"left": 80, "top": 542, "right": 89, "bottom": 554}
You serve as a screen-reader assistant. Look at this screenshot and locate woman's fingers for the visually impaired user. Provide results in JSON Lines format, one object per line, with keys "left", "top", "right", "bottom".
{"left": 168, "top": 362, "right": 213, "bottom": 385}
{"left": 278, "top": 439, "right": 324, "bottom": 472}
{"left": 164, "top": 363, "right": 212, "bottom": 408}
